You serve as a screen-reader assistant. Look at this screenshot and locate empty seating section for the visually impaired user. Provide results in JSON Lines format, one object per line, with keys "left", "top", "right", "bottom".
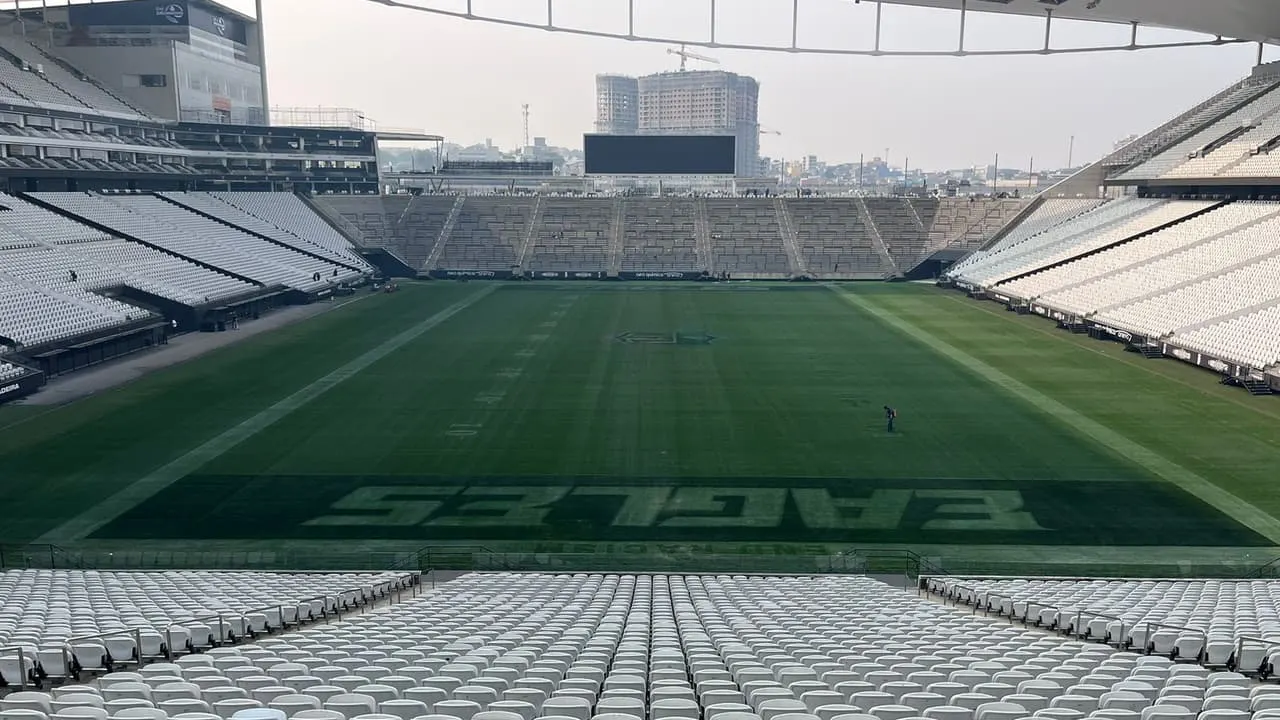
{"left": 0, "top": 45, "right": 85, "bottom": 109}
{"left": 930, "top": 577, "right": 1280, "bottom": 672}
{"left": 316, "top": 195, "right": 456, "bottom": 270}
{"left": 0, "top": 35, "right": 144, "bottom": 117}
{"left": 163, "top": 193, "right": 366, "bottom": 274}
{"left": 435, "top": 197, "right": 534, "bottom": 270}
{"left": 704, "top": 199, "right": 790, "bottom": 277}
{"left": 1103, "top": 75, "right": 1279, "bottom": 169}
{"left": 954, "top": 199, "right": 1168, "bottom": 286}
{"left": 110, "top": 196, "right": 349, "bottom": 291}
{"left": 863, "top": 198, "right": 937, "bottom": 270}
{"left": 0, "top": 193, "right": 115, "bottom": 245}
{"left": 1097, "top": 255, "right": 1280, "bottom": 339}
{"left": 34, "top": 194, "right": 336, "bottom": 293}
{"left": 213, "top": 193, "right": 369, "bottom": 267}
{"left": 950, "top": 199, "right": 1105, "bottom": 277}
{"left": 1039, "top": 209, "right": 1280, "bottom": 318}
{"left": 785, "top": 199, "right": 886, "bottom": 278}
{"left": 927, "top": 199, "right": 1029, "bottom": 254}
{"left": 620, "top": 199, "right": 701, "bottom": 272}
{"left": 0, "top": 279, "right": 137, "bottom": 348}
{"left": 528, "top": 199, "right": 614, "bottom": 272}
{"left": 0, "top": 570, "right": 407, "bottom": 685}
{"left": 0, "top": 360, "right": 23, "bottom": 381}
{"left": 2, "top": 572, "right": 1263, "bottom": 720}
{"left": 1119, "top": 84, "right": 1280, "bottom": 180}
{"left": 1177, "top": 303, "right": 1280, "bottom": 370}
{"left": 1002, "top": 203, "right": 1280, "bottom": 303}
{"left": 66, "top": 239, "right": 257, "bottom": 306}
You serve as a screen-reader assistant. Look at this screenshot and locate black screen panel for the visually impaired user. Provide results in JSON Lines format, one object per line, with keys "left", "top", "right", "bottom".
{"left": 584, "top": 134, "right": 736, "bottom": 175}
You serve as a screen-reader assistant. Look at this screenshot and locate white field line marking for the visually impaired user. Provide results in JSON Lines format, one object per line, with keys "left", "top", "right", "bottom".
{"left": 828, "top": 285, "right": 1280, "bottom": 545}
{"left": 448, "top": 294, "right": 578, "bottom": 436}
{"left": 39, "top": 284, "right": 499, "bottom": 543}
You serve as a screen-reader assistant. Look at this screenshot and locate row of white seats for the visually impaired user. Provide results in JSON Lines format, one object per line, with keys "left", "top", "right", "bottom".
{"left": 956, "top": 199, "right": 1164, "bottom": 286}
{"left": 161, "top": 194, "right": 365, "bottom": 273}
{"left": 1096, "top": 254, "right": 1280, "bottom": 340}
{"left": 0, "top": 570, "right": 411, "bottom": 686}
{"left": 108, "top": 196, "right": 345, "bottom": 293}
{"left": 0, "top": 359, "right": 25, "bottom": 381}
{"left": 928, "top": 578, "right": 1280, "bottom": 673}
{"left": 213, "top": 193, "right": 370, "bottom": 267}
{"left": 1118, "top": 84, "right": 1280, "bottom": 180}
{"left": 1176, "top": 302, "right": 1280, "bottom": 370}
{"left": 948, "top": 200, "right": 1105, "bottom": 277}
{"left": 998, "top": 203, "right": 1280, "bottom": 303}
{"left": 4, "top": 573, "right": 1267, "bottom": 720}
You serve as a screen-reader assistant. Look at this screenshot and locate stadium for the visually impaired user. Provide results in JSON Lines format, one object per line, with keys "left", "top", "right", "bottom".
{"left": 4, "top": 0, "right": 1280, "bottom": 712}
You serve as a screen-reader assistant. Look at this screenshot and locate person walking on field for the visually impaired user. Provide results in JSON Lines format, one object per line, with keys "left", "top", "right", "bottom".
{"left": 884, "top": 405, "right": 897, "bottom": 433}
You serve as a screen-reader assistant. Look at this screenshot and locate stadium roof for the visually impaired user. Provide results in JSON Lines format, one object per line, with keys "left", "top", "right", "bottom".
{"left": 874, "top": 0, "right": 1280, "bottom": 45}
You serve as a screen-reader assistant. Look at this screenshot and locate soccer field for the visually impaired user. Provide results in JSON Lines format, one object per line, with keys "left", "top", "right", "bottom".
{"left": 2, "top": 282, "right": 1279, "bottom": 574}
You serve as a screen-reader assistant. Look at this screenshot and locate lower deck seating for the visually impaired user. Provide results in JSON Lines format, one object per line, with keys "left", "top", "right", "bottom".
{"left": 0, "top": 359, "right": 23, "bottom": 381}
{"left": 929, "top": 576, "right": 1280, "bottom": 673}
{"left": 704, "top": 199, "right": 790, "bottom": 276}
{"left": 619, "top": 199, "right": 701, "bottom": 272}
{"left": 0, "top": 570, "right": 409, "bottom": 685}
{"left": 435, "top": 197, "right": 534, "bottom": 270}
{"left": 315, "top": 195, "right": 456, "bottom": 270}
{"left": 785, "top": 198, "right": 886, "bottom": 277}
{"left": 0, "top": 572, "right": 1258, "bottom": 720}
{"left": 527, "top": 198, "right": 614, "bottom": 272}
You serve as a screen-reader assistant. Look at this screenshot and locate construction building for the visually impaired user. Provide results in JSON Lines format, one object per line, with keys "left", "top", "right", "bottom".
{"left": 594, "top": 70, "right": 760, "bottom": 177}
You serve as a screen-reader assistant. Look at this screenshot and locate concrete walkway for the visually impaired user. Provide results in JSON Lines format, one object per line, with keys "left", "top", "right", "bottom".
{"left": 19, "top": 295, "right": 373, "bottom": 407}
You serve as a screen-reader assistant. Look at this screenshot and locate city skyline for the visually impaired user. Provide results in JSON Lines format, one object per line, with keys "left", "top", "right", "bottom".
{"left": 208, "top": 0, "right": 1280, "bottom": 171}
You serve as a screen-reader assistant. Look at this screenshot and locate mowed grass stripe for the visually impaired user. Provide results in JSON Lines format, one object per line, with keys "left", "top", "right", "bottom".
{"left": 829, "top": 284, "right": 1280, "bottom": 545}
{"left": 37, "top": 284, "right": 498, "bottom": 543}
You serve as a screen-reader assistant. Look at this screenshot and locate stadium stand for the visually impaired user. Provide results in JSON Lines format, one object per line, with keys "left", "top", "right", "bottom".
{"left": 0, "top": 34, "right": 148, "bottom": 118}
{"left": 618, "top": 198, "right": 703, "bottom": 273}
{"left": 2, "top": 571, "right": 1265, "bottom": 718}
{"left": 32, "top": 193, "right": 343, "bottom": 294}
{"left": 949, "top": 198, "right": 1202, "bottom": 287}
{"left": 1001, "top": 202, "right": 1280, "bottom": 305}
{"left": 527, "top": 198, "right": 615, "bottom": 273}
{"left": 0, "top": 359, "right": 23, "bottom": 382}
{"left": 862, "top": 197, "right": 939, "bottom": 272}
{"left": 313, "top": 195, "right": 457, "bottom": 271}
{"left": 947, "top": 199, "right": 1107, "bottom": 278}
{"left": 0, "top": 570, "right": 411, "bottom": 685}
{"left": 211, "top": 194, "right": 372, "bottom": 269}
{"left": 703, "top": 198, "right": 792, "bottom": 277}
{"left": 784, "top": 198, "right": 888, "bottom": 278}
{"left": 433, "top": 196, "right": 535, "bottom": 271}
{"left": 927, "top": 577, "right": 1280, "bottom": 673}
{"left": 1101, "top": 73, "right": 1280, "bottom": 171}
{"left": 925, "top": 198, "right": 1030, "bottom": 256}
{"left": 160, "top": 193, "right": 369, "bottom": 273}
{"left": 1117, "top": 83, "right": 1280, "bottom": 181}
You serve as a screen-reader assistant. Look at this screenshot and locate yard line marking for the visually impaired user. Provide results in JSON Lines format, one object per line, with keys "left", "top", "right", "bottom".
{"left": 38, "top": 284, "right": 499, "bottom": 543}
{"left": 828, "top": 284, "right": 1280, "bottom": 545}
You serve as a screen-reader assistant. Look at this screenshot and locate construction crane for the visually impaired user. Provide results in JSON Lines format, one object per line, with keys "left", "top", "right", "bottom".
{"left": 667, "top": 43, "right": 720, "bottom": 72}
{"left": 760, "top": 127, "right": 782, "bottom": 136}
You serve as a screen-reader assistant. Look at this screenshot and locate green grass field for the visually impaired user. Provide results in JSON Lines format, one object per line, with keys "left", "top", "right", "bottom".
{"left": 2, "top": 282, "right": 1279, "bottom": 574}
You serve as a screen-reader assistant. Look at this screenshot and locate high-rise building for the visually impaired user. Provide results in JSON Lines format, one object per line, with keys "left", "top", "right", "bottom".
{"left": 595, "top": 70, "right": 760, "bottom": 177}
{"left": 595, "top": 75, "right": 639, "bottom": 135}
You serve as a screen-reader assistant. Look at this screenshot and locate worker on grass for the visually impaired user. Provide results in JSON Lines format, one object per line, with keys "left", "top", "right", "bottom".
{"left": 884, "top": 405, "right": 897, "bottom": 433}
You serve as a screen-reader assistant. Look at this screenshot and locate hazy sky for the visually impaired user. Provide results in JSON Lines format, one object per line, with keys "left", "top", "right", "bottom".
{"left": 222, "top": 0, "right": 1274, "bottom": 170}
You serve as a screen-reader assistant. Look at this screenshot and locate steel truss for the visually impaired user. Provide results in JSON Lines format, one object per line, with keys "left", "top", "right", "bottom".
{"left": 358, "top": 0, "right": 1256, "bottom": 58}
